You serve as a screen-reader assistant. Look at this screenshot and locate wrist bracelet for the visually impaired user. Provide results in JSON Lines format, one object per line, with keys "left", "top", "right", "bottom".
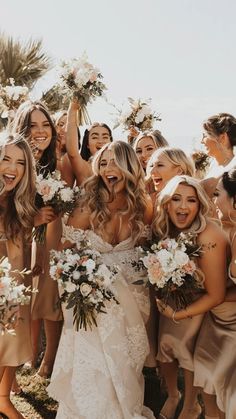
{"left": 172, "top": 310, "right": 180, "bottom": 324}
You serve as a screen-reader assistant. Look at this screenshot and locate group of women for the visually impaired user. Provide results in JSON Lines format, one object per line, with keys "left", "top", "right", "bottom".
{"left": 0, "top": 98, "right": 235, "bottom": 419}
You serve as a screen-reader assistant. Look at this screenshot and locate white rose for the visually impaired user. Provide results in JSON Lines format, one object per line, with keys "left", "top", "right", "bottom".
{"left": 174, "top": 250, "right": 189, "bottom": 267}
{"left": 60, "top": 188, "right": 74, "bottom": 202}
{"left": 82, "top": 259, "right": 95, "bottom": 274}
{"left": 80, "top": 283, "right": 92, "bottom": 297}
{"left": 72, "top": 271, "right": 80, "bottom": 280}
{"left": 65, "top": 281, "right": 77, "bottom": 293}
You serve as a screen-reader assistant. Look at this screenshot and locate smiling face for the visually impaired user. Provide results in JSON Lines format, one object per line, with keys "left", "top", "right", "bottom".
{"left": 167, "top": 183, "right": 200, "bottom": 230}
{"left": 201, "top": 132, "right": 219, "bottom": 158}
{"left": 150, "top": 153, "right": 183, "bottom": 192}
{"left": 30, "top": 109, "right": 52, "bottom": 160}
{"left": 88, "top": 126, "right": 111, "bottom": 156}
{"left": 99, "top": 149, "right": 125, "bottom": 194}
{"left": 135, "top": 136, "right": 157, "bottom": 169}
{"left": 213, "top": 179, "right": 232, "bottom": 222}
{"left": 0, "top": 144, "right": 25, "bottom": 191}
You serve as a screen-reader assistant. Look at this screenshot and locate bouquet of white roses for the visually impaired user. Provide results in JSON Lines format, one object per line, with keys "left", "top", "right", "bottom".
{"left": 134, "top": 233, "right": 204, "bottom": 310}
{"left": 50, "top": 233, "right": 119, "bottom": 331}
{"left": 59, "top": 53, "right": 106, "bottom": 124}
{"left": 113, "top": 97, "right": 161, "bottom": 132}
{"left": 0, "top": 78, "right": 29, "bottom": 120}
{"left": 0, "top": 257, "right": 32, "bottom": 335}
{"left": 34, "top": 170, "right": 82, "bottom": 243}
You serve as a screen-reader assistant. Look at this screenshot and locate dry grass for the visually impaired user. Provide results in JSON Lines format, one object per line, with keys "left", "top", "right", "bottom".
{"left": 12, "top": 367, "right": 57, "bottom": 419}
{"left": 12, "top": 366, "right": 204, "bottom": 419}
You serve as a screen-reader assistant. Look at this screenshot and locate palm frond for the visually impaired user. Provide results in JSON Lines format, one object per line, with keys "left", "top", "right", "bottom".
{"left": 0, "top": 33, "right": 52, "bottom": 89}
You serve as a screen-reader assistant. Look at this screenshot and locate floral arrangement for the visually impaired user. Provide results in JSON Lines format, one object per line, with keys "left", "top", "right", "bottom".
{"left": 34, "top": 170, "right": 82, "bottom": 243}
{"left": 134, "top": 233, "right": 205, "bottom": 310}
{"left": 50, "top": 232, "right": 119, "bottom": 331}
{"left": 113, "top": 97, "right": 161, "bottom": 132}
{"left": 59, "top": 53, "right": 106, "bottom": 124}
{"left": 191, "top": 150, "right": 210, "bottom": 175}
{"left": 0, "top": 78, "right": 29, "bottom": 120}
{"left": 0, "top": 257, "right": 32, "bottom": 335}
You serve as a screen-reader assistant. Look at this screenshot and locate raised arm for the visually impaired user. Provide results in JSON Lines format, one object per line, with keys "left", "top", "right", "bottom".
{"left": 66, "top": 100, "right": 92, "bottom": 185}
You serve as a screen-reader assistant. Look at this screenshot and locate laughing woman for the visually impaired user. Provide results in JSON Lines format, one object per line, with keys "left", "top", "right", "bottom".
{"left": 13, "top": 101, "right": 63, "bottom": 378}
{"left": 48, "top": 141, "right": 155, "bottom": 419}
{"left": 0, "top": 134, "right": 36, "bottom": 419}
{"left": 153, "top": 176, "right": 228, "bottom": 419}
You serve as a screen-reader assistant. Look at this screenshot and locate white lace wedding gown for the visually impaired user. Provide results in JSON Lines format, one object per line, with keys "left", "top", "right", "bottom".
{"left": 47, "top": 227, "right": 155, "bottom": 419}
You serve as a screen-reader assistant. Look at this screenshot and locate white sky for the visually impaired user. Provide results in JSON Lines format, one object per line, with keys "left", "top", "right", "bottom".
{"left": 1, "top": 0, "right": 236, "bottom": 152}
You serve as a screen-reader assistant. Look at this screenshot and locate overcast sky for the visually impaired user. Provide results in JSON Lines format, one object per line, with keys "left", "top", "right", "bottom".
{"left": 1, "top": 0, "right": 236, "bottom": 152}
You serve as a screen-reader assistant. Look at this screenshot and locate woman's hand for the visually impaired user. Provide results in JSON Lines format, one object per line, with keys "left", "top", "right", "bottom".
{"left": 156, "top": 298, "right": 174, "bottom": 319}
{"left": 69, "top": 98, "right": 81, "bottom": 112}
{"left": 127, "top": 126, "right": 139, "bottom": 144}
{"left": 34, "top": 206, "right": 57, "bottom": 226}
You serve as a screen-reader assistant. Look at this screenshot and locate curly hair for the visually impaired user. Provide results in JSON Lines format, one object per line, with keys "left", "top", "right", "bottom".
{"left": 80, "top": 141, "right": 148, "bottom": 242}
{"left": 153, "top": 175, "right": 210, "bottom": 239}
{"left": 12, "top": 100, "right": 57, "bottom": 175}
{"left": 203, "top": 113, "right": 236, "bottom": 148}
{"left": 0, "top": 134, "right": 36, "bottom": 240}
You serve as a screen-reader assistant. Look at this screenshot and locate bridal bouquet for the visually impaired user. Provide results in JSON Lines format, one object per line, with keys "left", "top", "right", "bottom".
{"left": 0, "top": 257, "right": 31, "bottom": 335}
{"left": 134, "top": 233, "right": 204, "bottom": 310}
{"left": 34, "top": 170, "right": 82, "bottom": 243}
{"left": 59, "top": 53, "right": 106, "bottom": 124}
{"left": 50, "top": 234, "right": 119, "bottom": 331}
{"left": 0, "top": 78, "right": 29, "bottom": 119}
{"left": 113, "top": 97, "right": 161, "bottom": 132}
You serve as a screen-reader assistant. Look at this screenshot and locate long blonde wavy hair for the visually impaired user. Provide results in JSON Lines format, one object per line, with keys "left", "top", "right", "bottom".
{"left": 0, "top": 134, "right": 36, "bottom": 240}
{"left": 153, "top": 175, "right": 210, "bottom": 240}
{"left": 80, "top": 141, "right": 148, "bottom": 241}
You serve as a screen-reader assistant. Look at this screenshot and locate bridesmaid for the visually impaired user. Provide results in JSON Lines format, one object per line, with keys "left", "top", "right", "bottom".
{"left": 0, "top": 134, "right": 36, "bottom": 419}
{"left": 146, "top": 147, "right": 195, "bottom": 204}
{"left": 62, "top": 99, "right": 112, "bottom": 187}
{"left": 201, "top": 112, "right": 236, "bottom": 199}
{"left": 133, "top": 131, "right": 168, "bottom": 173}
{"left": 194, "top": 168, "right": 236, "bottom": 419}
{"left": 13, "top": 101, "right": 63, "bottom": 378}
{"left": 153, "top": 175, "right": 228, "bottom": 419}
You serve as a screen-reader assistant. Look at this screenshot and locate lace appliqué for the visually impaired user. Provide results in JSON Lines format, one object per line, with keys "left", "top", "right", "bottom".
{"left": 112, "top": 324, "right": 149, "bottom": 370}
{"left": 61, "top": 224, "right": 85, "bottom": 245}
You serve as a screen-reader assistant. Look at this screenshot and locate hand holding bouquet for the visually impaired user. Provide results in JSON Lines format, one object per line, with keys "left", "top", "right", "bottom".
{"left": 50, "top": 232, "right": 119, "bottom": 331}
{"left": 135, "top": 233, "right": 204, "bottom": 310}
{"left": 59, "top": 53, "right": 106, "bottom": 125}
{"left": 0, "top": 257, "right": 32, "bottom": 335}
{"left": 113, "top": 97, "right": 161, "bottom": 132}
{"left": 0, "top": 78, "right": 29, "bottom": 121}
{"left": 34, "top": 170, "right": 82, "bottom": 243}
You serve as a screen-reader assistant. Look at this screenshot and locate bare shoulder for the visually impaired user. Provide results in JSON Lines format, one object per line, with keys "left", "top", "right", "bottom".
{"left": 67, "top": 205, "right": 91, "bottom": 230}
{"left": 198, "top": 220, "right": 228, "bottom": 248}
{"left": 143, "top": 194, "right": 153, "bottom": 225}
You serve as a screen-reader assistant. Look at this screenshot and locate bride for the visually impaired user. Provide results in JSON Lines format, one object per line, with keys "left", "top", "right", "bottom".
{"left": 47, "top": 141, "right": 155, "bottom": 419}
